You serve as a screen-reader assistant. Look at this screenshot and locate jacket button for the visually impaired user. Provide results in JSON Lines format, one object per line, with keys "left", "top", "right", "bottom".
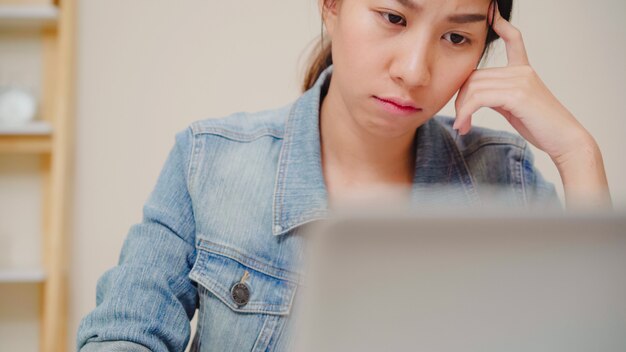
{"left": 230, "top": 282, "right": 250, "bottom": 307}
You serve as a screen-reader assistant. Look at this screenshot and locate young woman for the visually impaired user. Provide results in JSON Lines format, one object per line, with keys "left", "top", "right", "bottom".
{"left": 77, "top": 0, "right": 611, "bottom": 351}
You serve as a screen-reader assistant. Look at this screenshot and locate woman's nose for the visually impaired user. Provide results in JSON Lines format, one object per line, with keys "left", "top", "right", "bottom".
{"left": 389, "top": 35, "right": 433, "bottom": 89}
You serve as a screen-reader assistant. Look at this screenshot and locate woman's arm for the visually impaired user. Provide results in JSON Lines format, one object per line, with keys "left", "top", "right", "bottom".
{"left": 76, "top": 128, "right": 198, "bottom": 352}
{"left": 453, "top": 2, "right": 612, "bottom": 209}
{"left": 551, "top": 133, "right": 611, "bottom": 209}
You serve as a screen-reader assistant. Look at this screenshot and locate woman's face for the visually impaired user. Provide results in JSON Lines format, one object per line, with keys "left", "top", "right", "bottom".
{"left": 322, "top": 0, "right": 492, "bottom": 138}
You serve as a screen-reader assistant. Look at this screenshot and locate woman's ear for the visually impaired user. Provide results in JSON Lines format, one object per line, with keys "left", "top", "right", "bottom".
{"left": 319, "top": 0, "right": 339, "bottom": 38}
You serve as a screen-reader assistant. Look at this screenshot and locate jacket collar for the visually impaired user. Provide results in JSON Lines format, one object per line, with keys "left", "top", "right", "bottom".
{"left": 272, "top": 65, "right": 479, "bottom": 236}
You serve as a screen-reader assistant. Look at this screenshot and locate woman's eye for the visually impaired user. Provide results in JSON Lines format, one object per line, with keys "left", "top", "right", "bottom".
{"left": 443, "top": 32, "right": 469, "bottom": 45}
{"left": 381, "top": 12, "right": 406, "bottom": 26}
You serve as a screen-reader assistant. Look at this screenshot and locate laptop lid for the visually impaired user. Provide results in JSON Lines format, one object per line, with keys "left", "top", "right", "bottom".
{"left": 292, "top": 210, "right": 626, "bottom": 352}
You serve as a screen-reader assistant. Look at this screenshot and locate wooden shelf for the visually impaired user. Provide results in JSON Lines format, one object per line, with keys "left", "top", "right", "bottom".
{"left": 0, "top": 134, "right": 51, "bottom": 153}
{"left": 0, "top": 268, "right": 46, "bottom": 283}
{"left": 0, "top": 120, "right": 53, "bottom": 135}
{"left": 0, "top": 0, "right": 75, "bottom": 350}
{"left": 0, "top": 121, "right": 53, "bottom": 153}
{"left": 0, "top": 4, "right": 58, "bottom": 28}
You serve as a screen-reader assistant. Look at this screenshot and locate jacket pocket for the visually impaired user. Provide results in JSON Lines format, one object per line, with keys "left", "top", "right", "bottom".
{"left": 189, "top": 238, "right": 298, "bottom": 351}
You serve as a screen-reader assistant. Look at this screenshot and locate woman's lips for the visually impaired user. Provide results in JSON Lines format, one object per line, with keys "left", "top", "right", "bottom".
{"left": 373, "top": 96, "right": 422, "bottom": 116}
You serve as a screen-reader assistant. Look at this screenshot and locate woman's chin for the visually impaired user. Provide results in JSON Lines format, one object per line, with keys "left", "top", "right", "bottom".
{"left": 361, "top": 112, "right": 429, "bottom": 139}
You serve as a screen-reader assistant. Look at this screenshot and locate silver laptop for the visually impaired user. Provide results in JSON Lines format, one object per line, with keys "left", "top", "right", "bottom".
{"left": 291, "top": 209, "right": 626, "bottom": 352}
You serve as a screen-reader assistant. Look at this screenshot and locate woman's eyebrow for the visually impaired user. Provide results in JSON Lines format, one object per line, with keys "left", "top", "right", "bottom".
{"left": 393, "top": 0, "right": 487, "bottom": 24}
{"left": 447, "top": 13, "right": 487, "bottom": 24}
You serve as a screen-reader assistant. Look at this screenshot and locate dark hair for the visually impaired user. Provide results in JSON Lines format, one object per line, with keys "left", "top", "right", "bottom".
{"left": 301, "top": 0, "right": 513, "bottom": 92}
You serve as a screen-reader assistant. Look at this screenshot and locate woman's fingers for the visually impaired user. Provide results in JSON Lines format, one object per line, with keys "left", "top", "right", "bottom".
{"left": 453, "top": 4, "right": 533, "bottom": 135}
{"left": 455, "top": 86, "right": 518, "bottom": 135}
{"left": 490, "top": 2, "right": 529, "bottom": 66}
{"left": 454, "top": 70, "right": 524, "bottom": 133}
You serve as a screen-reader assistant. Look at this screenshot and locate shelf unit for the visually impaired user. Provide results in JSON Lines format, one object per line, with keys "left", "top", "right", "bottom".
{"left": 0, "top": 0, "right": 75, "bottom": 351}
{"left": 0, "top": 268, "right": 46, "bottom": 283}
{"left": 0, "top": 121, "right": 53, "bottom": 153}
{"left": 0, "top": 4, "right": 58, "bottom": 27}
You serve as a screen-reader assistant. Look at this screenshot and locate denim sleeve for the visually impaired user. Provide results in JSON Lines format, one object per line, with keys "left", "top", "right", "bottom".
{"left": 521, "top": 143, "right": 562, "bottom": 210}
{"left": 77, "top": 128, "right": 198, "bottom": 352}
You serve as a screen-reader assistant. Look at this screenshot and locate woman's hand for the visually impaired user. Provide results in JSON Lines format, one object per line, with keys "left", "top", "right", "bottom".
{"left": 453, "top": 3, "right": 611, "bottom": 208}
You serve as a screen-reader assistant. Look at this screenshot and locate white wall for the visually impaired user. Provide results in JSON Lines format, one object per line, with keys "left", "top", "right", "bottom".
{"left": 70, "top": 0, "right": 626, "bottom": 348}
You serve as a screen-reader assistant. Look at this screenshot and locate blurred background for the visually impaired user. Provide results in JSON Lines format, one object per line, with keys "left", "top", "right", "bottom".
{"left": 0, "top": 0, "right": 625, "bottom": 350}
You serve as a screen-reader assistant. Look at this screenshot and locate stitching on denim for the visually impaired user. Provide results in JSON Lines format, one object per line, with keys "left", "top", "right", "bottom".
{"left": 272, "top": 123, "right": 289, "bottom": 232}
{"left": 442, "top": 127, "right": 462, "bottom": 183}
{"left": 184, "top": 127, "right": 194, "bottom": 186}
{"left": 269, "top": 310, "right": 290, "bottom": 350}
{"left": 462, "top": 138, "right": 526, "bottom": 158}
{"left": 196, "top": 238, "right": 301, "bottom": 283}
{"left": 192, "top": 271, "right": 290, "bottom": 314}
{"left": 193, "top": 288, "right": 206, "bottom": 346}
{"left": 433, "top": 116, "right": 525, "bottom": 154}
{"left": 520, "top": 142, "right": 529, "bottom": 206}
{"left": 436, "top": 121, "right": 480, "bottom": 203}
{"left": 188, "top": 127, "right": 201, "bottom": 192}
{"left": 193, "top": 127, "right": 283, "bottom": 142}
{"left": 191, "top": 255, "right": 294, "bottom": 314}
{"left": 251, "top": 315, "right": 272, "bottom": 351}
{"left": 280, "top": 106, "right": 298, "bottom": 226}
{"left": 251, "top": 315, "right": 277, "bottom": 351}
{"left": 202, "top": 276, "right": 289, "bottom": 311}
{"left": 274, "top": 103, "right": 299, "bottom": 230}
{"left": 184, "top": 128, "right": 200, "bottom": 252}
{"left": 282, "top": 212, "right": 327, "bottom": 234}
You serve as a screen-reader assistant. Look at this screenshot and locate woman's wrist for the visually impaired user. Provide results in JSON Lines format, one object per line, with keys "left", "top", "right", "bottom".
{"left": 551, "top": 132, "right": 612, "bottom": 209}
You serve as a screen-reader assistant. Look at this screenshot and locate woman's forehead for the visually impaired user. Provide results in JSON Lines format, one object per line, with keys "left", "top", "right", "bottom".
{"left": 349, "top": 0, "right": 492, "bottom": 11}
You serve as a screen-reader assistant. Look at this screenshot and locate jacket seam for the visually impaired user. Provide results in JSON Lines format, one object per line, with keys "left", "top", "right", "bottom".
{"left": 196, "top": 238, "right": 301, "bottom": 283}
{"left": 183, "top": 127, "right": 200, "bottom": 284}
{"left": 198, "top": 275, "right": 290, "bottom": 311}
{"left": 461, "top": 139, "right": 529, "bottom": 206}
{"left": 193, "top": 275, "right": 291, "bottom": 314}
{"left": 281, "top": 213, "right": 327, "bottom": 235}
{"left": 192, "top": 126, "right": 284, "bottom": 142}
{"left": 186, "top": 127, "right": 195, "bottom": 188}
{"left": 435, "top": 121, "right": 480, "bottom": 203}
{"left": 269, "top": 312, "right": 290, "bottom": 351}
{"left": 274, "top": 104, "right": 298, "bottom": 230}
{"left": 461, "top": 139, "right": 526, "bottom": 159}
{"left": 251, "top": 315, "right": 279, "bottom": 351}
{"left": 520, "top": 142, "right": 529, "bottom": 206}
{"left": 442, "top": 131, "right": 466, "bottom": 186}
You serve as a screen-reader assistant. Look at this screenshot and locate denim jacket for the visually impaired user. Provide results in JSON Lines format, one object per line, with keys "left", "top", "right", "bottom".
{"left": 77, "top": 65, "right": 558, "bottom": 352}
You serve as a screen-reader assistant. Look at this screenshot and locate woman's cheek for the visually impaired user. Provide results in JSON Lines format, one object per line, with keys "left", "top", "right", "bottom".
{"left": 453, "top": 59, "right": 478, "bottom": 90}
{"left": 336, "top": 19, "right": 381, "bottom": 67}
{"left": 435, "top": 64, "right": 471, "bottom": 97}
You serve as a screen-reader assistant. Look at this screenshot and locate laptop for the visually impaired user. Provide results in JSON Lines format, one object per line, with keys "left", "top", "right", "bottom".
{"left": 291, "top": 208, "right": 626, "bottom": 352}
